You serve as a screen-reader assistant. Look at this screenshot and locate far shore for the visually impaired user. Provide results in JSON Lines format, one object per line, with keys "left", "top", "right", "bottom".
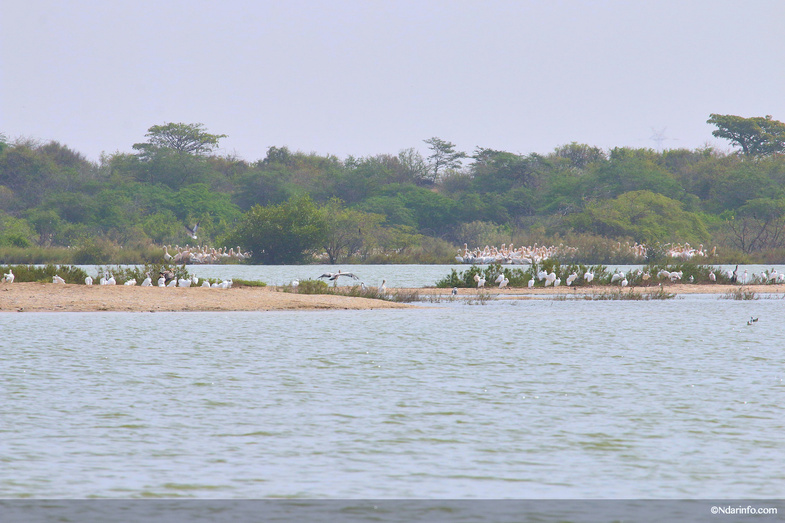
{"left": 1, "top": 281, "right": 782, "bottom": 312}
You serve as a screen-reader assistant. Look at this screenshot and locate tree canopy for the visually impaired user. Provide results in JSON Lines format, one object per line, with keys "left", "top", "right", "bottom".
{"left": 707, "top": 114, "right": 785, "bottom": 157}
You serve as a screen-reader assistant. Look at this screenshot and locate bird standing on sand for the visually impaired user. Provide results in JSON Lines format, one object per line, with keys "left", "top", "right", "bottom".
{"left": 3, "top": 269, "right": 15, "bottom": 283}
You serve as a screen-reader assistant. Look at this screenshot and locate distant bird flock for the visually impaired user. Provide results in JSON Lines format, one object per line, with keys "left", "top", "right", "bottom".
{"left": 455, "top": 242, "right": 715, "bottom": 264}
{"left": 163, "top": 245, "right": 251, "bottom": 264}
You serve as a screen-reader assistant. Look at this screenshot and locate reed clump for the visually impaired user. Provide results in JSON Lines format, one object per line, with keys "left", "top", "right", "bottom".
{"left": 720, "top": 287, "right": 758, "bottom": 300}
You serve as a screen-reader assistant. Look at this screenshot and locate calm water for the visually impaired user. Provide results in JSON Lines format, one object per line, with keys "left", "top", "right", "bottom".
{"left": 1, "top": 295, "right": 783, "bottom": 499}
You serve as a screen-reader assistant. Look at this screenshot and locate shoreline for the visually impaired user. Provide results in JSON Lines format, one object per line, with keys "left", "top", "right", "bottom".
{"left": 1, "top": 281, "right": 782, "bottom": 312}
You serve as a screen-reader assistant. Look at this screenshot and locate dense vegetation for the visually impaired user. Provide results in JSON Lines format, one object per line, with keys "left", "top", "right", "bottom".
{"left": 2, "top": 114, "right": 785, "bottom": 264}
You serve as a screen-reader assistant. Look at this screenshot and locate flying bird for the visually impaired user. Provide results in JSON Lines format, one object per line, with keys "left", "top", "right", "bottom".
{"left": 185, "top": 222, "right": 200, "bottom": 239}
{"left": 318, "top": 270, "right": 360, "bottom": 286}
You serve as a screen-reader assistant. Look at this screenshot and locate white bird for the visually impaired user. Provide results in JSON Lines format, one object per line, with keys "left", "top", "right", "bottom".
{"left": 658, "top": 269, "right": 671, "bottom": 279}
{"left": 185, "top": 222, "right": 199, "bottom": 239}
{"left": 642, "top": 271, "right": 651, "bottom": 281}
{"left": 141, "top": 273, "right": 153, "bottom": 287}
{"left": 553, "top": 277, "right": 561, "bottom": 287}
{"left": 566, "top": 272, "right": 578, "bottom": 286}
{"left": 318, "top": 270, "right": 360, "bottom": 286}
{"left": 163, "top": 246, "right": 173, "bottom": 261}
{"left": 124, "top": 279, "right": 137, "bottom": 286}
{"left": 621, "top": 277, "right": 628, "bottom": 287}
{"left": 740, "top": 270, "right": 749, "bottom": 284}
{"left": 452, "top": 287, "right": 458, "bottom": 295}
{"left": 84, "top": 276, "right": 93, "bottom": 286}
{"left": 201, "top": 280, "right": 211, "bottom": 287}
{"left": 53, "top": 275, "right": 66, "bottom": 284}
{"left": 611, "top": 270, "right": 624, "bottom": 283}
{"left": 106, "top": 274, "right": 116, "bottom": 285}
{"left": 473, "top": 274, "right": 486, "bottom": 287}
{"left": 191, "top": 274, "right": 199, "bottom": 286}
{"left": 158, "top": 276, "right": 166, "bottom": 287}
{"left": 379, "top": 279, "right": 387, "bottom": 293}
{"left": 291, "top": 279, "right": 299, "bottom": 288}
{"left": 167, "top": 278, "right": 177, "bottom": 287}
{"left": 498, "top": 276, "right": 509, "bottom": 288}
{"left": 583, "top": 270, "right": 594, "bottom": 283}
{"left": 178, "top": 278, "right": 191, "bottom": 287}
{"left": 99, "top": 274, "right": 107, "bottom": 285}
{"left": 537, "top": 270, "right": 548, "bottom": 281}
{"left": 2, "top": 269, "right": 14, "bottom": 283}
{"left": 527, "top": 278, "right": 535, "bottom": 288}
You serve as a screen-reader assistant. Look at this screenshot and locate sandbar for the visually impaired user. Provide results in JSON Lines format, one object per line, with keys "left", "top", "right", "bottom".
{"left": 1, "top": 282, "right": 780, "bottom": 312}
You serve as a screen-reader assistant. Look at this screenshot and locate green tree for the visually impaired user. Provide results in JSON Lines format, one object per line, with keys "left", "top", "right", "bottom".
{"left": 423, "top": 137, "right": 466, "bottom": 183}
{"left": 569, "top": 190, "right": 709, "bottom": 244}
{"left": 320, "top": 198, "right": 385, "bottom": 263}
{"left": 707, "top": 114, "right": 785, "bottom": 157}
{"left": 725, "top": 198, "right": 785, "bottom": 253}
{"left": 223, "top": 195, "right": 326, "bottom": 264}
{"left": 133, "top": 122, "right": 227, "bottom": 158}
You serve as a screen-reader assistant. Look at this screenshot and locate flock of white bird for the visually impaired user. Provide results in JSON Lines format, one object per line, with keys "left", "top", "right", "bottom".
{"left": 163, "top": 245, "right": 251, "bottom": 264}
{"left": 455, "top": 241, "right": 717, "bottom": 265}
{"left": 456, "top": 243, "right": 578, "bottom": 265}
{"left": 47, "top": 272, "right": 235, "bottom": 289}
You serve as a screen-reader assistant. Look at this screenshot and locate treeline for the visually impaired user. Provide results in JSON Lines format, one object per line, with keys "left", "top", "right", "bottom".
{"left": 1, "top": 115, "right": 785, "bottom": 264}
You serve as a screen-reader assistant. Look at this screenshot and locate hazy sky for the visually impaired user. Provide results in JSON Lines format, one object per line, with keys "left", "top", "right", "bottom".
{"left": 2, "top": 0, "right": 784, "bottom": 163}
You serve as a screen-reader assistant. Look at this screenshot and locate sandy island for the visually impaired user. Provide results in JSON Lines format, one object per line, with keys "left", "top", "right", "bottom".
{"left": 0, "top": 281, "right": 782, "bottom": 312}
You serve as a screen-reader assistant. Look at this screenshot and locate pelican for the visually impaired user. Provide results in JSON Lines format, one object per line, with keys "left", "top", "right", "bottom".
{"left": 473, "top": 274, "right": 486, "bottom": 287}
{"left": 318, "top": 270, "right": 360, "bottom": 286}
{"left": 85, "top": 276, "right": 93, "bottom": 286}
{"left": 141, "top": 273, "right": 153, "bottom": 287}
{"left": 621, "top": 277, "right": 628, "bottom": 287}
{"left": 553, "top": 277, "right": 561, "bottom": 287}
{"left": 158, "top": 276, "right": 166, "bottom": 287}
{"left": 566, "top": 272, "right": 578, "bottom": 286}
{"left": 291, "top": 279, "right": 300, "bottom": 288}
{"left": 379, "top": 279, "right": 387, "bottom": 293}
{"left": 611, "top": 270, "right": 624, "bottom": 283}
{"left": 53, "top": 275, "right": 66, "bottom": 284}
{"left": 99, "top": 274, "right": 107, "bottom": 285}
{"left": 527, "top": 278, "right": 535, "bottom": 288}
{"left": 107, "top": 274, "right": 116, "bottom": 285}
{"left": 2, "top": 269, "right": 15, "bottom": 283}
{"left": 163, "top": 246, "right": 173, "bottom": 261}
{"left": 124, "top": 278, "right": 137, "bottom": 286}
{"left": 201, "top": 280, "right": 211, "bottom": 287}
{"left": 185, "top": 222, "right": 199, "bottom": 240}
{"left": 708, "top": 271, "right": 716, "bottom": 282}
{"left": 167, "top": 278, "right": 178, "bottom": 287}
{"left": 583, "top": 270, "right": 594, "bottom": 283}
{"left": 498, "top": 276, "right": 509, "bottom": 288}
{"left": 178, "top": 277, "right": 191, "bottom": 287}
